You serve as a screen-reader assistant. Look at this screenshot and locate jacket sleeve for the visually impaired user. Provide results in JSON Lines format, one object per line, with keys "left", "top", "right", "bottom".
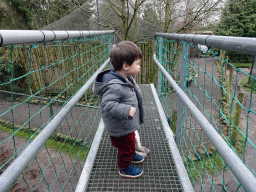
{"left": 101, "top": 85, "right": 131, "bottom": 119}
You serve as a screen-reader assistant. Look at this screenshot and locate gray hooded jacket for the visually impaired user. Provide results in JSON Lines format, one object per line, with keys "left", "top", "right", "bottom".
{"left": 93, "top": 69, "right": 144, "bottom": 137}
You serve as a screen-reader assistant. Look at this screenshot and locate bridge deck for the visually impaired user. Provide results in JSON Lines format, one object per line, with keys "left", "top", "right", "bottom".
{"left": 86, "top": 84, "right": 183, "bottom": 191}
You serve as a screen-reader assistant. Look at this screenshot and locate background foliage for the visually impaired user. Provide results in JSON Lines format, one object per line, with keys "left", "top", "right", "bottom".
{"left": 216, "top": 0, "right": 256, "bottom": 63}
{"left": 0, "top": 0, "right": 89, "bottom": 30}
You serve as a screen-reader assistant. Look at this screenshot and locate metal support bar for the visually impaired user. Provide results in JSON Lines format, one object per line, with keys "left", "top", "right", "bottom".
{"left": 0, "top": 30, "right": 115, "bottom": 46}
{"left": 150, "top": 84, "right": 194, "bottom": 192}
{"left": 155, "top": 32, "right": 256, "bottom": 56}
{"left": 0, "top": 58, "right": 110, "bottom": 192}
{"left": 75, "top": 119, "right": 105, "bottom": 192}
{"left": 153, "top": 54, "right": 256, "bottom": 192}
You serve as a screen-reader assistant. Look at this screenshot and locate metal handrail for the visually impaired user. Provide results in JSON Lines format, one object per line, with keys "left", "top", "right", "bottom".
{"left": 0, "top": 58, "right": 110, "bottom": 192}
{"left": 0, "top": 30, "right": 115, "bottom": 46}
{"left": 153, "top": 53, "right": 256, "bottom": 191}
{"left": 75, "top": 120, "right": 105, "bottom": 192}
{"left": 155, "top": 32, "right": 256, "bottom": 56}
{"left": 150, "top": 84, "right": 194, "bottom": 192}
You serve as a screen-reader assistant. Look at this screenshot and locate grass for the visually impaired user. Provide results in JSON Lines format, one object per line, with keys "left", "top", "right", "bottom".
{"left": 241, "top": 76, "right": 256, "bottom": 94}
{"left": 0, "top": 124, "right": 90, "bottom": 160}
{"left": 233, "top": 63, "right": 252, "bottom": 68}
{"left": 185, "top": 134, "right": 246, "bottom": 185}
{"left": 0, "top": 124, "right": 38, "bottom": 140}
{"left": 186, "top": 152, "right": 224, "bottom": 180}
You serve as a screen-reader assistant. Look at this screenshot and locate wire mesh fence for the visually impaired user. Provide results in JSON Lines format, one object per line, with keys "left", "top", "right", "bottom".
{"left": 155, "top": 35, "right": 256, "bottom": 191}
{"left": 0, "top": 31, "right": 113, "bottom": 191}
{"left": 1, "top": 29, "right": 256, "bottom": 191}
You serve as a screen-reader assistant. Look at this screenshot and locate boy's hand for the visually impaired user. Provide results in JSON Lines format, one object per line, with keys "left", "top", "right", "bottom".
{"left": 129, "top": 107, "right": 136, "bottom": 117}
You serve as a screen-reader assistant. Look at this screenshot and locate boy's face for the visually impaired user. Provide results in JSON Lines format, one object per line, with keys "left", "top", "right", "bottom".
{"left": 124, "top": 59, "right": 141, "bottom": 76}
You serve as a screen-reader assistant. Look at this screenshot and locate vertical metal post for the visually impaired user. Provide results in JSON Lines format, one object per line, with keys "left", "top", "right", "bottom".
{"left": 176, "top": 42, "right": 188, "bottom": 142}
{"left": 158, "top": 37, "right": 163, "bottom": 95}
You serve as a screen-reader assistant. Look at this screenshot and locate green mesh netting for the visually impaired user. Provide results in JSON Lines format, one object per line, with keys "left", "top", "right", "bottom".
{"left": 155, "top": 36, "right": 256, "bottom": 191}
{"left": 1, "top": 31, "right": 255, "bottom": 191}
{"left": 0, "top": 33, "right": 113, "bottom": 191}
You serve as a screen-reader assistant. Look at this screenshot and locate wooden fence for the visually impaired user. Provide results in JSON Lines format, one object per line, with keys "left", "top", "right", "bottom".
{"left": 135, "top": 41, "right": 157, "bottom": 84}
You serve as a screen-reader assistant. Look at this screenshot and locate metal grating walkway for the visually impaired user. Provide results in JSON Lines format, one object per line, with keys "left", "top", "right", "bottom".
{"left": 86, "top": 84, "right": 183, "bottom": 191}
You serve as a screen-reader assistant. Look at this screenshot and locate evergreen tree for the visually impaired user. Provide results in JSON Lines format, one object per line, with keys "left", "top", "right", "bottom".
{"left": 217, "top": 0, "right": 256, "bottom": 63}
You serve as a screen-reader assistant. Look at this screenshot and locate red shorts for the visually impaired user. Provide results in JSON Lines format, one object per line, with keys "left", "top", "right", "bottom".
{"left": 110, "top": 132, "right": 136, "bottom": 169}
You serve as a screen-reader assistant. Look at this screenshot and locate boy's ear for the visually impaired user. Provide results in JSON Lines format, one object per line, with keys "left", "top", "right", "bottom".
{"left": 123, "top": 62, "right": 129, "bottom": 71}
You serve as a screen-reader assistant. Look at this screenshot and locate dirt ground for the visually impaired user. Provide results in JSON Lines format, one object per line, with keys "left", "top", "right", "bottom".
{"left": 233, "top": 68, "right": 256, "bottom": 177}
{"left": 0, "top": 129, "right": 83, "bottom": 191}
{"left": 199, "top": 67, "right": 256, "bottom": 191}
{"left": 0, "top": 94, "right": 99, "bottom": 191}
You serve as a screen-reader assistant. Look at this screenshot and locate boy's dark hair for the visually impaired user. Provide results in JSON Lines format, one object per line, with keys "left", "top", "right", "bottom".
{"left": 110, "top": 41, "right": 142, "bottom": 71}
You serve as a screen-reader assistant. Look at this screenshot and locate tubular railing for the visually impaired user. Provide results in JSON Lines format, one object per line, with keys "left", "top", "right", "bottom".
{"left": 1, "top": 29, "right": 255, "bottom": 191}
{"left": 0, "top": 30, "right": 114, "bottom": 191}
{"left": 154, "top": 33, "right": 256, "bottom": 191}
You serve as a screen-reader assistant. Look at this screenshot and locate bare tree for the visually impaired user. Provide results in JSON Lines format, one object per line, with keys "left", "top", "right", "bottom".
{"left": 176, "top": 0, "right": 223, "bottom": 33}
{"left": 109, "top": 0, "right": 147, "bottom": 39}
{"left": 92, "top": 0, "right": 146, "bottom": 40}
{"left": 142, "top": 0, "right": 223, "bottom": 33}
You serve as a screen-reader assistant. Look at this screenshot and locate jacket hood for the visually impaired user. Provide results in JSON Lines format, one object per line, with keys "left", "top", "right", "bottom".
{"left": 93, "top": 69, "right": 133, "bottom": 95}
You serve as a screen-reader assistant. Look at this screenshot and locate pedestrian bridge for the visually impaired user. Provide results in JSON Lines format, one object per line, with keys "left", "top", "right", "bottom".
{"left": 0, "top": 30, "right": 255, "bottom": 191}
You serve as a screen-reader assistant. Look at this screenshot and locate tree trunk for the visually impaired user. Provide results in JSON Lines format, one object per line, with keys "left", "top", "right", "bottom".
{"left": 164, "top": 0, "right": 171, "bottom": 32}
{"left": 134, "top": 7, "right": 138, "bottom": 42}
{"left": 121, "top": 0, "right": 129, "bottom": 40}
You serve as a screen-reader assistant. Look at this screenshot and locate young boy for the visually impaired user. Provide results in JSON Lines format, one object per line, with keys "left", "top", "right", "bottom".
{"left": 93, "top": 41, "right": 145, "bottom": 178}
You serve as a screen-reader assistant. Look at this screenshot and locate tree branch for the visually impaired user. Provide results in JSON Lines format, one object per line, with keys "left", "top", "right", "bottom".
{"left": 127, "top": 0, "right": 146, "bottom": 31}
{"left": 107, "top": 0, "right": 123, "bottom": 18}
{"left": 166, "top": 0, "right": 222, "bottom": 32}
{"left": 176, "top": 0, "right": 222, "bottom": 33}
